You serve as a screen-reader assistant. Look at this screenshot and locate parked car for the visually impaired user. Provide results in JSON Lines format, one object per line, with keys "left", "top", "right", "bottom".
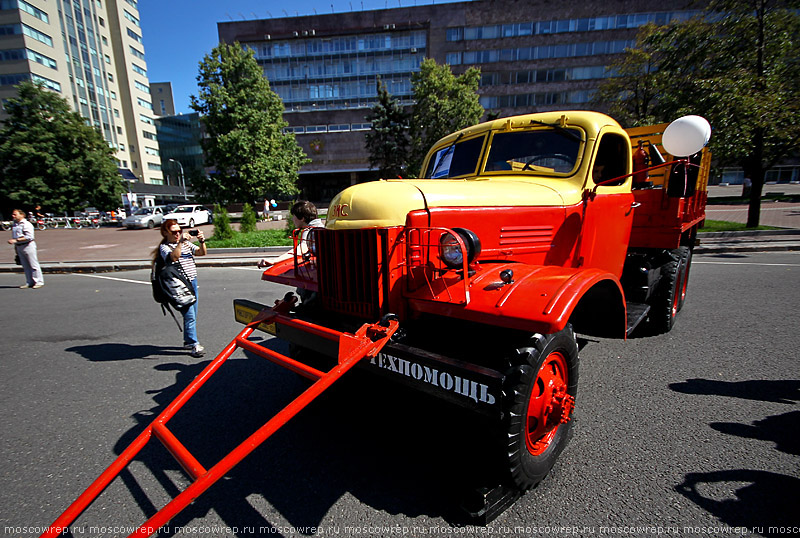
{"left": 123, "top": 206, "right": 165, "bottom": 229}
{"left": 164, "top": 204, "right": 213, "bottom": 227}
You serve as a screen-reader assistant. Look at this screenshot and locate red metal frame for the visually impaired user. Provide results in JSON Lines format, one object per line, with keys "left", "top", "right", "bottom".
{"left": 39, "top": 303, "right": 399, "bottom": 538}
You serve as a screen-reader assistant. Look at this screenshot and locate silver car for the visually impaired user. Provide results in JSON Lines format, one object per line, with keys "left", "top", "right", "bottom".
{"left": 123, "top": 206, "right": 165, "bottom": 229}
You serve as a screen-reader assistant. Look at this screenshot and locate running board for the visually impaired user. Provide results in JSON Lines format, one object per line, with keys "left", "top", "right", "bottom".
{"left": 39, "top": 299, "right": 399, "bottom": 538}
{"left": 626, "top": 302, "right": 650, "bottom": 336}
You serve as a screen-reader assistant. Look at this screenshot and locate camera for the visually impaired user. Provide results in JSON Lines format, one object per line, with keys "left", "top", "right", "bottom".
{"left": 189, "top": 229, "right": 199, "bottom": 236}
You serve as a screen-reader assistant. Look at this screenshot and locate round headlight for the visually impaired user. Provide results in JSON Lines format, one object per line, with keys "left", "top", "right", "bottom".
{"left": 439, "top": 228, "right": 481, "bottom": 269}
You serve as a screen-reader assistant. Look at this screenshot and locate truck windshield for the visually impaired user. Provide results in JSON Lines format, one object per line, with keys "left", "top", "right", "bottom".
{"left": 484, "top": 128, "right": 583, "bottom": 174}
{"left": 423, "top": 136, "right": 486, "bottom": 179}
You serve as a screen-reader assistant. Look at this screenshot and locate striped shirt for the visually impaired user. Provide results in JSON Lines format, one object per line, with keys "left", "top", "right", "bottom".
{"left": 160, "top": 241, "right": 199, "bottom": 281}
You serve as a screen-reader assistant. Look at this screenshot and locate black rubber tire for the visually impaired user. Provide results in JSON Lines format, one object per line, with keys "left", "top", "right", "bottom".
{"left": 676, "top": 247, "right": 692, "bottom": 313}
{"left": 147, "top": 220, "right": 155, "bottom": 229}
{"left": 502, "top": 325, "right": 579, "bottom": 491}
{"left": 647, "top": 248, "right": 684, "bottom": 334}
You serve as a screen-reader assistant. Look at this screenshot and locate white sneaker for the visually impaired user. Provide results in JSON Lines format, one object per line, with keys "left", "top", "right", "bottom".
{"left": 31, "top": 283, "right": 44, "bottom": 289}
{"left": 190, "top": 344, "right": 205, "bottom": 358}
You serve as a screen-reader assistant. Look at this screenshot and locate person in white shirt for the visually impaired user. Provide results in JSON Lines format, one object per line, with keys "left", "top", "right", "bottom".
{"left": 7, "top": 209, "right": 44, "bottom": 289}
{"left": 257, "top": 200, "right": 324, "bottom": 269}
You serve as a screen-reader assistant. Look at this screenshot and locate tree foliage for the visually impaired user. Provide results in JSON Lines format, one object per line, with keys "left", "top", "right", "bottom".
{"left": 408, "top": 59, "right": 484, "bottom": 176}
{"left": 190, "top": 42, "right": 308, "bottom": 204}
{"left": 599, "top": 0, "right": 800, "bottom": 226}
{"left": 364, "top": 77, "right": 409, "bottom": 179}
{"left": 0, "top": 82, "right": 122, "bottom": 216}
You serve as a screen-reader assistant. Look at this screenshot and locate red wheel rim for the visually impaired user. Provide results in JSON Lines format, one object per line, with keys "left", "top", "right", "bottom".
{"left": 525, "top": 351, "right": 574, "bottom": 456}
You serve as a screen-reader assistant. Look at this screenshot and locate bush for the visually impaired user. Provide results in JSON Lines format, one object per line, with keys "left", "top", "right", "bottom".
{"left": 240, "top": 202, "right": 257, "bottom": 234}
{"left": 212, "top": 204, "right": 234, "bottom": 240}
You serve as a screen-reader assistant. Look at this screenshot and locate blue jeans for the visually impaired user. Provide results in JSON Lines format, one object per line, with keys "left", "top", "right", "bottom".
{"left": 183, "top": 279, "right": 199, "bottom": 346}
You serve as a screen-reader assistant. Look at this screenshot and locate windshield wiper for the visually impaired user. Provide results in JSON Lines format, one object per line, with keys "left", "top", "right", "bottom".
{"left": 529, "top": 119, "right": 584, "bottom": 143}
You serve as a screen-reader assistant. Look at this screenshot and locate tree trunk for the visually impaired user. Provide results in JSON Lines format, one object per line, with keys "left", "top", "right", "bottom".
{"left": 745, "top": 166, "right": 765, "bottom": 228}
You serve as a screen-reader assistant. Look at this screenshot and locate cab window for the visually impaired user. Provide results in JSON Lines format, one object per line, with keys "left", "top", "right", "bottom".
{"left": 592, "top": 134, "right": 629, "bottom": 186}
{"left": 485, "top": 128, "right": 582, "bottom": 175}
{"left": 424, "top": 135, "right": 486, "bottom": 179}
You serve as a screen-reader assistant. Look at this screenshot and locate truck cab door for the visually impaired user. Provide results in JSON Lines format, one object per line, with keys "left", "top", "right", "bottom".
{"left": 579, "top": 132, "right": 634, "bottom": 277}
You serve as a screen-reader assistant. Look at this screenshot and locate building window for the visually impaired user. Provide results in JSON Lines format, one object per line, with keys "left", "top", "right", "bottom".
{"left": 123, "top": 10, "right": 139, "bottom": 27}
{"left": 21, "top": 24, "right": 53, "bottom": 46}
{"left": 132, "top": 63, "right": 147, "bottom": 76}
{"left": 17, "top": 0, "right": 49, "bottom": 23}
{"left": 127, "top": 28, "right": 142, "bottom": 43}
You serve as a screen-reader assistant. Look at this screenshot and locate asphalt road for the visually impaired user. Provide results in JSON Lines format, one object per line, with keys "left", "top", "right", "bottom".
{"left": 1, "top": 252, "right": 798, "bottom": 538}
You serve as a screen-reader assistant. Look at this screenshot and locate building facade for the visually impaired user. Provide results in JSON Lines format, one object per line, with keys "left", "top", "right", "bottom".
{"left": 149, "top": 80, "right": 174, "bottom": 116}
{"left": 154, "top": 111, "right": 204, "bottom": 201}
{"left": 218, "top": 0, "right": 704, "bottom": 201}
{"left": 0, "top": 0, "right": 163, "bottom": 186}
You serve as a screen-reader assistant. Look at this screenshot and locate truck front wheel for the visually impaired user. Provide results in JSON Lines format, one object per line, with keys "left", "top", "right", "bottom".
{"left": 503, "top": 325, "right": 579, "bottom": 491}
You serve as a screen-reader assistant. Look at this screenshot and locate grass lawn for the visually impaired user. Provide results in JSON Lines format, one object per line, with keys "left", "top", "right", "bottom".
{"left": 205, "top": 229, "right": 292, "bottom": 248}
{"left": 699, "top": 219, "right": 780, "bottom": 232}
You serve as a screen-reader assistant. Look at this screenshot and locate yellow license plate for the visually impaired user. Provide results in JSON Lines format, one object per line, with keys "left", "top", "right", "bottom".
{"left": 233, "top": 300, "right": 277, "bottom": 335}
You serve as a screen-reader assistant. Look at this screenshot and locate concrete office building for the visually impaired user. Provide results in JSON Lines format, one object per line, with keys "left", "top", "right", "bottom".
{"left": 0, "top": 0, "right": 163, "bottom": 186}
{"left": 218, "top": 0, "right": 704, "bottom": 201}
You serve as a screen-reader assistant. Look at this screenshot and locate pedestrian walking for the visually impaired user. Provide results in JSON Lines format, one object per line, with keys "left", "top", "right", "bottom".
{"left": 156, "top": 219, "right": 207, "bottom": 357}
{"left": 7, "top": 209, "right": 44, "bottom": 288}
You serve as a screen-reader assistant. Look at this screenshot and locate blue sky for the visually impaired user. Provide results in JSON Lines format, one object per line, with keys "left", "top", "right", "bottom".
{"left": 138, "top": 0, "right": 463, "bottom": 114}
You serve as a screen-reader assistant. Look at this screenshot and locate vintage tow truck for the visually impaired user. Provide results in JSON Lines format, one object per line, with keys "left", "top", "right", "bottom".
{"left": 40, "top": 111, "right": 710, "bottom": 535}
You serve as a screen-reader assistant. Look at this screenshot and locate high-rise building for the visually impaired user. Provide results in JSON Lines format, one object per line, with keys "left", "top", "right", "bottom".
{"left": 218, "top": 0, "right": 704, "bottom": 201}
{"left": 149, "top": 81, "right": 174, "bottom": 116}
{"left": 0, "top": 0, "right": 162, "bottom": 186}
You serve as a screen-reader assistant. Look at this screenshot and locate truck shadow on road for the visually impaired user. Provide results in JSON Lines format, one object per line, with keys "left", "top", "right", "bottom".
{"left": 670, "top": 378, "right": 800, "bottom": 533}
{"left": 98, "top": 336, "right": 499, "bottom": 535}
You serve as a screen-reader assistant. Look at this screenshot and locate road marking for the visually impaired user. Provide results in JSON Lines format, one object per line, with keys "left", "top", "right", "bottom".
{"left": 71, "top": 273, "right": 149, "bottom": 284}
{"left": 694, "top": 260, "right": 800, "bottom": 267}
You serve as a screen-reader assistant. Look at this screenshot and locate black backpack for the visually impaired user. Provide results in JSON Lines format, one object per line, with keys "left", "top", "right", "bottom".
{"left": 151, "top": 254, "right": 196, "bottom": 330}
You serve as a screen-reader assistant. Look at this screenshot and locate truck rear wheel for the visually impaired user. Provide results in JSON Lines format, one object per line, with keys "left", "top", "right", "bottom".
{"left": 648, "top": 247, "right": 688, "bottom": 333}
{"left": 503, "top": 325, "right": 579, "bottom": 491}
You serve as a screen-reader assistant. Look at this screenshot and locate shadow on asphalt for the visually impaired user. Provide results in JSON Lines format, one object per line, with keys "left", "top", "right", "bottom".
{"left": 671, "top": 378, "right": 800, "bottom": 534}
{"left": 66, "top": 342, "right": 189, "bottom": 361}
{"left": 675, "top": 469, "right": 800, "bottom": 535}
{"left": 669, "top": 378, "right": 800, "bottom": 404}
{"left": 66, "top": 336, "right": 502, "bottom": 534}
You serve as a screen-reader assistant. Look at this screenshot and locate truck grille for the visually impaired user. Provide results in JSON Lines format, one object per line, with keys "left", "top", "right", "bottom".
{"left": 316, "top": 228, "right": 383, "bottom": 319}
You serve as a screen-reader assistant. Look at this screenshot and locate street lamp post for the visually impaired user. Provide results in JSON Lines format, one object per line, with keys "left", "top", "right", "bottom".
{"left": 168, "top": 159, "right": 187, "bottom": 200}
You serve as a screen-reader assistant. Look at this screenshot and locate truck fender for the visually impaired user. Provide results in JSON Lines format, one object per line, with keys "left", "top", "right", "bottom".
{"left": 410, "top": 264, "right": 627, "bottom": 337}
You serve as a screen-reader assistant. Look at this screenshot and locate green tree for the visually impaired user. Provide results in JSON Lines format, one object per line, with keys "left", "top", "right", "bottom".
{"left": 239, "top": 202, "right": 257, "bottom": 234}
{"left": 0, "top": 82, "right": 122, "bottom": 216}
{"left": 602, "top": 1, "right": 800, "bottom": 227}
{"left": 190, "top": 42, "right": 308, "bottom": 204}
{"left": 365, "top": 77, "right": 410, "bottom": 178}
{"left": 408, "top": 59, "right": 484, "bottom": 177}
